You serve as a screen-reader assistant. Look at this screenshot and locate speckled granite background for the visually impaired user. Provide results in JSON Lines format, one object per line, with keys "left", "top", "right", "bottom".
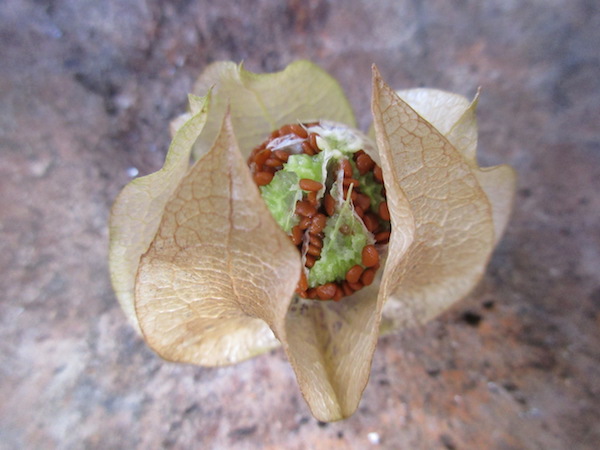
{"left": 1, "top": 0, "right": 599, "bottom": 448}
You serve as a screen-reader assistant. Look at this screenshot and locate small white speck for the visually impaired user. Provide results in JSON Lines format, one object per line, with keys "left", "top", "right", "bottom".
{"left": 487, "top": 381, "right": 500, "bottom": 393}
{"left": 115, "top": 93, "right": 135, "bottom": 110}
{"left": 367, "top": 432, "right": 380, "bottom": 444}
{"left": 526, "top": 407, "right": 542, "bottom": 418}
{"left": 30, "top": 158, "right": 52, "bottom": 177}
{"left": 127, "top": 167, "right": 139, "bottom": 177}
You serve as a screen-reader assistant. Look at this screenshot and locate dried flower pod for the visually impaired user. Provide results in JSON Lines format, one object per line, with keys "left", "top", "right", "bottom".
{"left": 109, "top": 61, "right": 516, "bottom": 422}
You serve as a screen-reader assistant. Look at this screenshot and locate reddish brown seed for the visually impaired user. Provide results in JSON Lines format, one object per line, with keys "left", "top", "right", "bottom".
{"left": 340, "top": 224, "right": 351, "bottom": 235}
{"left": 302, "top": 141, "right": 316, "bottom": 155}
{"left": 355, "top": 193, "right": 371, "bottom": 211}
{"left": 273, "top": 150, "right": 289, "bottom": 162}
{"left": 308, "top": 133, "right": 319, "bottom": 151}
{"left": 299, "top": 216, "right": 312, "bottom": 230}
{"left": 307, "top": 245, "right": 321, "bottom": 257}
{"left": 346, "top": 265, "right": 364, "bottom": 284}
{"left": 304, "top": 121, "right": 319, "bottom": 128}
{"left": 264, "top": 157, "right": 283, "bottom": 168}
{"left": 373, "top": 165, "right": 384, "bottom": 183}
{"left": 305, "top": 255, "right": 316, "bottom": 268}
{"left": 306, "top": 288, "right": 318, "bottom": 299}
{"left": 354, "top": 150, "right": 366, "bottom": 160}
{"left": 348, "top": 280, "right": 363, "bottom": 291}
{"left": 309, "top": 213, "right": 327, "bottom": 234}
{"left": 254, "top": 171, "right": 274, "bottom": 186}
{"left": 342, "top": 177, "right": 360, "bottom": 188}
{"left": 379, "top": 201, "right": 390, "bottom": 221}
{"left": 297, "top": 271, "right": 308, "bottom": 293}
{"left": 361, "top": 268, "right": 376, "bottom": 286}
{"left": 324, "top": 193, "right": 335, "bottom": 216}
{"left": 296, "top": 200, "right": 317, "bottom": 218}
{"left": 356, "top": 153, "right": 375, "bottom": 175}
{"left": 255, "top": 148, "right": 271, "bottom": 167}
{"left": 279, "top": 124, "right": 294, "bottom": 136}
{"left": 247, "top": 146, "right": 261, "bottom": 164}
{"left": 332, "top": 285, "right": 343, "bottom": 302}
{"left": 375, "top": 230, "right": 391, "bottom": 244}
{"left": 362, "top": 245, "right": 379, "bottom": 268}
{"left": 307, "top": 191, "right": 318, "bottom": 206}
{"left": 355, "top": 205, "right": 365, "bottom": 218}
{"left": 316, "top": 283, "right": 337, "bottom": 300}
{"left": 299, "top": 178, "right": 323, "bottom": 192}
{"left": 363, "top": 213, "right": 379, "bottom": 232}
{"left": 341, "top": 159, "right": 353, "bottom": 178}
{"left": 262, "top": 166, "right": 277, "bottom": 174}
{"left": 270, "top": 129, "right": 281, "bottom": 139}
{"left": 291, "top": 225, "right": 303, "bottom": 246}
{"left": 342, "top": 281, "right": 354, "bottom": 297}
{"left": 309, "top": 234, "right": 323, "bottom": 249}
{"left": 290, "top": 124, "right": 308, "bottom": 138}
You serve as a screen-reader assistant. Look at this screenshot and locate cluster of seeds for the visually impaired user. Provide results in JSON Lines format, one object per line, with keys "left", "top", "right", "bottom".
{"left": 248, "top": 122, "right": 391, "bottom": 301}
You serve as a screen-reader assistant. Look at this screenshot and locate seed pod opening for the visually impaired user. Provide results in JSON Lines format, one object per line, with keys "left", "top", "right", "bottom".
{"left": 248, "top": 121, "right": 391, "bottom": 300}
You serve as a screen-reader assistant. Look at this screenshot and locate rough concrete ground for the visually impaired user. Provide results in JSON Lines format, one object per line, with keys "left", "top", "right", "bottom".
{"left": 1, "top": 0, "right": 599, "bottom": 448}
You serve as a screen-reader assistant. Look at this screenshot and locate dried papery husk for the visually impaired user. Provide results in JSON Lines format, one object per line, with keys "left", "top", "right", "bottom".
{"left": 191, "top": 61, "right": 357, "bottom": 161}
{"left": 282, "top": 281, "right": 383, "bottom": 420}
{"left": 109, "top": 60, "right": 515, "bottom": 424}
{"left": 371, "top": 66, "right": 497, "bottom": 332}
{"left": 135, "top": 111, "right": 302, "bottom": 365}
{"left": 109, "top": 94, "right": 211, "bottom": 333}
{"left": 394, "top": 88, "right": 516, "bottom": 243}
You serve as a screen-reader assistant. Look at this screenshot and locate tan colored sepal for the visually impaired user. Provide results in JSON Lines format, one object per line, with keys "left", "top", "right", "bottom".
{"left": 396, "top": 88, "right": 517, "bottom": 243}
{"left": 135, "top": 111, "right": 302, "bottom": 365}
{"left": 191, "top": 60, "right": 357, "bottom": 160}
{"left": 109, "top": 94, "right": 210, "bottom": 333}
{"left": 282, "top": 279, "right": 383, "bottom": 421}
{"left": 372, "top": 66, "right": 496, "bottom": 330}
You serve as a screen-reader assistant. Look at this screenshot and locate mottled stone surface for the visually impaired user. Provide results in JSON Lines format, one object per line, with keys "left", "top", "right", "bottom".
{"left": 1, "top": 0, "right": 599, "bottom": 448}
